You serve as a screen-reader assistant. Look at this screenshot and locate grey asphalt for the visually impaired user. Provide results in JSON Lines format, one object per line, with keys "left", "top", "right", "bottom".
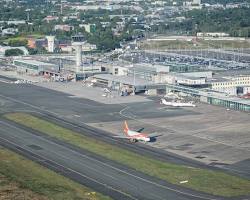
{"left": 0, "top": 119, "right": 223, "bottom": 200}
{"left": 0, "top": 81, "right": 249, "bottom": 199}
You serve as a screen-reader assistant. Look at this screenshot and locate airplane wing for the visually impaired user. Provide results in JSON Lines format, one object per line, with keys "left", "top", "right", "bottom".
{"left": 148, "top": 132, "right": 162, "bottom": 138}
{"left": 136, "top": 127, "right": 144, "bottom": 133}
{"left": 113, "top": 135, "right": 130, "bottom": 139}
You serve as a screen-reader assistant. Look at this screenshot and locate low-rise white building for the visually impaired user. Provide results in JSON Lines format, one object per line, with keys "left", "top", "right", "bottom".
{"left": 154, "top": 71, "right": 212, "bottom": 85}
{"left": 211, "top": 76, "right": 250, "bottom": 95}
{"left": 55, "top": 24, "right": 74, "bottom": 32}
{"left": 1, "top": 28, "right": 18, "bottom": 36}
{"left": 197, "top": 32, "right": 230, "bottom": 37}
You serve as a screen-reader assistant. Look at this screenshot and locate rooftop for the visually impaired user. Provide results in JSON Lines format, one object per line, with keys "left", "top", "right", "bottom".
{"left": 93, "top": 74, "right": 152, "bottom": 86}
{"left": 14, "top": 59, "right": 56, "bottom": 67}
{"left": 213, "top": 69, "right": 250, "bottom": 78}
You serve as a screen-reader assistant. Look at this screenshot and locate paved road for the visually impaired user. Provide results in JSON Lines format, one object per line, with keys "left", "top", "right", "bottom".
{"left": 0, "top": 120, "right": 223, "bottom": 200}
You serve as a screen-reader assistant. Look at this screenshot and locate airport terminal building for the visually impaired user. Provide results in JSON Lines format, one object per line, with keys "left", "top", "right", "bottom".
{"left": 13, "top": 59, "right": 59, "bottom": 76}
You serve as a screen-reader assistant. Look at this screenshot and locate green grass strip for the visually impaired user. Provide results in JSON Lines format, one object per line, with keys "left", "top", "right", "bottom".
{"left": 0, "top": 148, "right": 111, "bottom": 200}
{"left": 4, "top": 112, "right": 250, "bottom": 197}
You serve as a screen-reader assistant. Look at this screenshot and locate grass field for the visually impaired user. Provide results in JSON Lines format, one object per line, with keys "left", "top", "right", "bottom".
{"left": 4, "top": 112, "right": 250, "bottom": 197}
{"left": 0, "top": 173, "right": 47, "bottom": 200}
{"left": 140, "top": 39, "right": 250, "bottom": 50}
{"left": 0, "top": 147, "right": 111, "bottom": 200}
{"left": 2, "top": 33, "right": 45, "bottom": 43}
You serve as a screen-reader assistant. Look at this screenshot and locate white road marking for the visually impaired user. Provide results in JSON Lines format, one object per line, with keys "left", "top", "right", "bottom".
{"left": 119, "top": 105, "right": 250, "bottom": 152}
{"left": 0, "top": 120, "right": 219, "bottom": 200}
{"left": 0, "top": 93, "right": 248, "bottom": 198}
{"left": 0, "top": 79, "right": 11, "bottom": 84}
{"left": 0, "top": 134, "right": 138, "bottom": 200}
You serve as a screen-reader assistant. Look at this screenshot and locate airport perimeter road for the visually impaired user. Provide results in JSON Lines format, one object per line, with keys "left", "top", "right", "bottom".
{"left": 0, "top": 120, "right": 223, "bottom": 200}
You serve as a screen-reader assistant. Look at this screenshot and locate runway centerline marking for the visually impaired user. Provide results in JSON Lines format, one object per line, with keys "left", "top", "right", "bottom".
{"left": 0, "top": 120, "right": 218, "bottom": 200}
{"left": 0, "top": 134, "right": 138, "bottom": 200}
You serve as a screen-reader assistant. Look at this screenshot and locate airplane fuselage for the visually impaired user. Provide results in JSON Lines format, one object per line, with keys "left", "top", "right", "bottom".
{"left": 125, "top": 130, "right": 150, "bottom": 142}
{"left": 161, "top": 99, "right": 196, "bottom": 107}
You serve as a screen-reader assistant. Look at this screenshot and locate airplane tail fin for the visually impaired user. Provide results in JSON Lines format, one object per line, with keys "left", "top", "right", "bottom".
{"left": 124, "top": 121, "right": 129, "bottom": 133}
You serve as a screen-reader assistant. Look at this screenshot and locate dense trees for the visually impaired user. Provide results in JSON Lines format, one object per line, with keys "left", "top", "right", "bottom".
{"left": 5, "top": 48, "right": 24, "bottom": 56}
{"left": 165, "top": 7, "right": 250, "bottom": 37}
{"left": 203, "top": 0, "right": 250, "bottom": 5}
{"left": 85, "top": 26, "right": 121, "bottom": 51}
{"left": 8, "top": 39, "right": 28, "bottom": 47}
{"left": 187, "top": 7, "right": 250, "bottom": 36}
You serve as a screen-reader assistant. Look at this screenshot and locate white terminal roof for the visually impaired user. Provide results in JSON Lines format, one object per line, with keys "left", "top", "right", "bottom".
{"left": 14, "top": 59, "right": 56, "bottom": 66}
{"left": 93, "top": 74, "right": 152, "bottom": 86}
{"left": 202, "top": 90, "right": 250, "bottom": 106}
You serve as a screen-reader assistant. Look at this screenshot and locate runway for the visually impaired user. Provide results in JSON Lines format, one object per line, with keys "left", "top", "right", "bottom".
{"left": 0, "top": 119, "right": 222, "bottom": 200}
{"left": 0, "top": 81, "right": 249, "bottom": 179}
{"left": 0, "top": 80, "right": 249, "bottom": 199}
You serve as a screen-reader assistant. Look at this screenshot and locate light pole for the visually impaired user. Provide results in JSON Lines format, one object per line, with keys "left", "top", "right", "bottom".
{"left": 132, "top": 57, "right": 135, "bottom": 95}
{"left": 25, "top": 9, "right": 30, "bottom": 22}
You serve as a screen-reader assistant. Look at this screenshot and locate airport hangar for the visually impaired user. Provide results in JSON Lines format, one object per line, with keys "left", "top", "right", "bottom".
{"left": 13, "top": 59, "right": 60, "bottom": 76}
{"left": 92, "top": 73, "right": 152, "bottom": 93}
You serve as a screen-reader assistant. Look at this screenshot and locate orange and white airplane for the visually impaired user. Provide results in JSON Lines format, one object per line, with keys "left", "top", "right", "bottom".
{"left": 114, "top": 121, "right": 153, "bottom": 142}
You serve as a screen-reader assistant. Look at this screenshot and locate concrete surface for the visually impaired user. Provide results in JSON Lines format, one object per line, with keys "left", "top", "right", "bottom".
{"left": 0, "top": 78, "right": 250, "bottom": 179}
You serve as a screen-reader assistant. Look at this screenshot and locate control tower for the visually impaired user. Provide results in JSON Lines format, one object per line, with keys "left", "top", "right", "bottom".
{"left": 193, "top": 0, "right": 201, "bottom": 5}
{"left": 72, "top": 34, "right": 85, "bottom": 73}
{"left": 46, "top": 36, "right": 55, "bottom": 53}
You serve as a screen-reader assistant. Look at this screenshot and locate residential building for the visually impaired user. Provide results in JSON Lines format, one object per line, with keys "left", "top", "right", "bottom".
{"left": 43, "top": 16, "right": 59, "bottom": 22}
{"left": 80, "top": 24, "right": 96, "bottom": 33}
{"left": 55, "top": 24, "right": 74, "bottom": 32}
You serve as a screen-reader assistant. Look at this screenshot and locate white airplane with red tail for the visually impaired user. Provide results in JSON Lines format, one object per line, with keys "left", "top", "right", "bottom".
{"left": 114, "top": 121, "right": 160, "bottom": 142}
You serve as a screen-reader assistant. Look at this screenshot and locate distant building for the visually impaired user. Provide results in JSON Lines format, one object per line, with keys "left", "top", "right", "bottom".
{"left": 112, "top": 21, "right": 125, "bottom": 35}
{"left": 1, "top": 28, "right": 18, "bottom": 36}
{"left": 197, "top": 32, "right": 230, "bottom": 37}
{"left": 193, "top": 0, "right": 201, "bottom": 5}
{"left": 80, "top": 24, "right": 96, "bottom": 33}
{"left": 112, "top": 65, "right": 130, "bottom": 76}
{"left": 35, "top": 39, "right": 47, "bottom": 49}
{"left": 183, "top": 0, "right": 202, "bottom": 9}
{"left": 82, "top": 43, "right": 97, "bottom": 51}
{"left": 43, "top": 16, "right": 59, "bottom": 22}
{"left": 7, "top": 20, "right": 26, "bottom": 25}
{"left": 100, "top": 22, "right": 111, "bottom": 28}
{"left": 54, "top": 24, "right": 74, "bottom": 32}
